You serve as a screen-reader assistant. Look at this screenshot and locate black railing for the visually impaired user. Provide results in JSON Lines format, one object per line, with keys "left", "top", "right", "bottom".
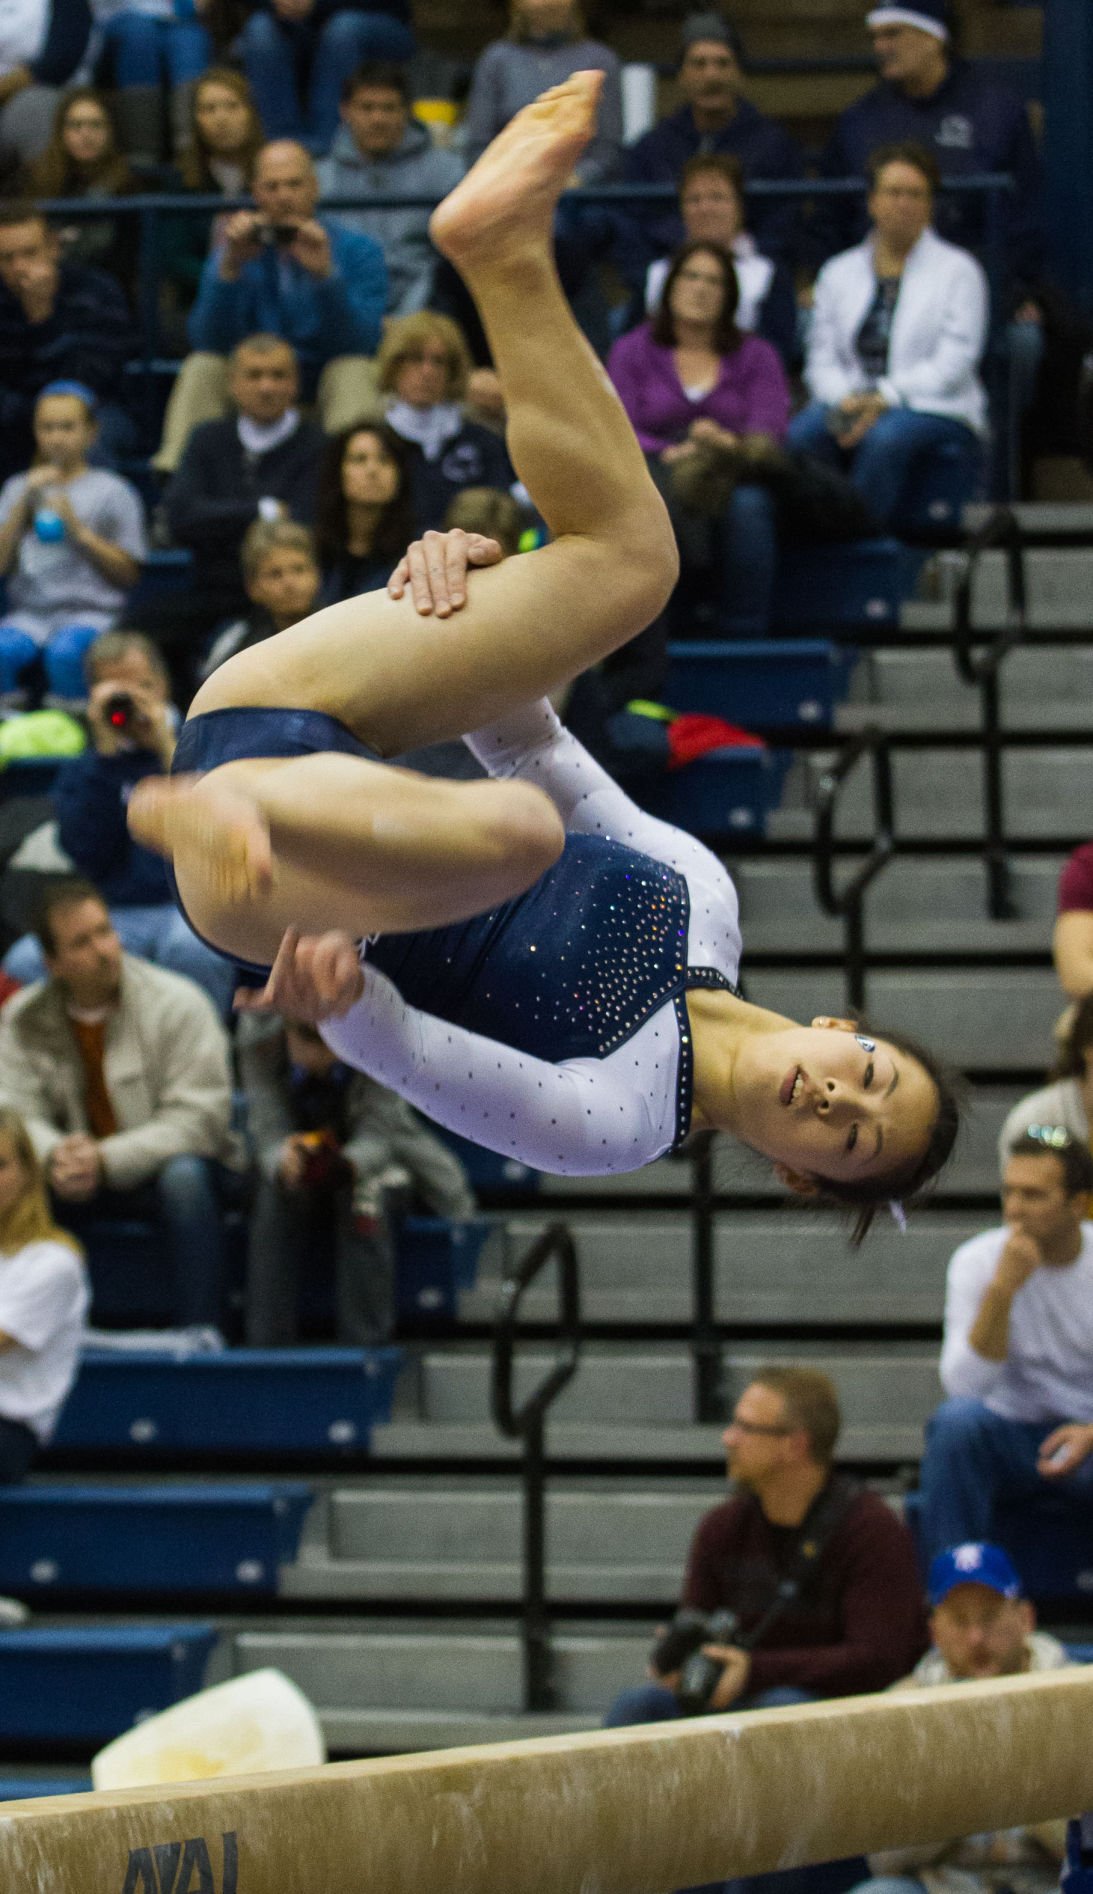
{"left": 814, "top": 728, "right": 896, "bottom": 1014}
{"left": 490, "top": 1223, "right": 581, "bottom": 1714}
{"left": 952, "top": 504, "right": 1028, "bottom": 919}
{"left": 690, "top": 1132, "right": 724, "bottom": 1423}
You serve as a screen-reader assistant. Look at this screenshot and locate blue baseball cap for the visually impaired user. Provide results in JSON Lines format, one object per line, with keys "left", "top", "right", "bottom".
{"left": 928, "top": 1542, "right": 1022, "bottom": 1607}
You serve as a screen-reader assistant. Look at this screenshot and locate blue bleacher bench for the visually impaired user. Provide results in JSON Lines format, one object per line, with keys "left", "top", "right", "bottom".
{"left": 664, "top": 639, "right": 856, "bottom": 730}
{"left": 0, "top": 1624, "right": 216, "bottom": 1744}
{"left": 905, "top": 1488, "right": 1093, "bottom": 1605}
{"left": 397, "top": 1216, "right": 492, "bottom": 1321}
{"left": 639, "top": 744, "right": 791, "bottom": 838}
{"left": 0, "top": 1483, "right": 312, "bottom": 1597}
{"left": 0, "top": 1776, "right": 92, "bottom": 1801}
{"left": 125, "top": 547, "right": 193, "bottom": 617}
{"left": 771, "top": 539, "right": 911, "bottom": 633}
{"left": 52, "top": 1347, "right": 402, "bottom": 1455}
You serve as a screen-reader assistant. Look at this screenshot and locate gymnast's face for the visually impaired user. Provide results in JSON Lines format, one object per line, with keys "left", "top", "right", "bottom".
{"left": 734, "top": 1017, "right": 939, "bottom": 1193}
{"left": 930, "top": 1584, "right": 1034, "bottom": 1680}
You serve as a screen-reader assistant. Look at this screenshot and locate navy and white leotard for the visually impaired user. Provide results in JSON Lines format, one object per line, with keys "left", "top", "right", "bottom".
{"left": 321, "top": 699, "right": 743, "bottom": 1176}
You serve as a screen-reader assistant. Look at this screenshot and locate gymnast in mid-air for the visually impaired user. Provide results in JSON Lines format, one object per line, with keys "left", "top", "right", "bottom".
{"left": 130, "top": 71, "right": 957, "bottom": 1239}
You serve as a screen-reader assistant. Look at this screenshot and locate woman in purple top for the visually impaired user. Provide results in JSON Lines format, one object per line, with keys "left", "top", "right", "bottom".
{"left": 607, "top": 239, "right": 791, "bottom": 637}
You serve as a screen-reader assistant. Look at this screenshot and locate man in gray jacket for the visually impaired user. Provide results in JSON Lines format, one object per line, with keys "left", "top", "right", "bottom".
{"left": 317, "top": 61, "right": 463, "bottom": 317}
{"left": 0, "top": 878, "right": 244, "bottom": 1329}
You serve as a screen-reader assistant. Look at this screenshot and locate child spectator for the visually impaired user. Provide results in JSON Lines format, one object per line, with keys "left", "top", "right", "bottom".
{"left": 20, "top": 87, "right": 138, "bottom": 289}
{"left": 238, "top": 1011, "right": 474, "bottom": 1346}
{"left": 377, "top": 312, "right": 513, "bottom": 531}
{"left": 93, "top": 0, "right": 212, "bottom": 164}
{"left": 0, "top": 383, "right": 146, "bottom": 707}
{"left": 235, "top": 0, "right": 413, "bottom": 152}
{"left": 463, "top": 1, "right": 622, "bottom": 186}
{"left": 314, "top": 420, "right": 416, "bottom": 606}
{"left": 201, "top": 517, "right": 320, "bottom": 675}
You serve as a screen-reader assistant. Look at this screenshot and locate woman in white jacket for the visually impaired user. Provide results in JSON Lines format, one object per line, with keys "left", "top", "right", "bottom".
{"left": 788, "top": 140, "right": 989, "bottom": 529}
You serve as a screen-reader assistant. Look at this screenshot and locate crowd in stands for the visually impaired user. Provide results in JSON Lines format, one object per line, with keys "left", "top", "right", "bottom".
{"left": 0, "top": 0, "right": 1087, "bottom": 1809}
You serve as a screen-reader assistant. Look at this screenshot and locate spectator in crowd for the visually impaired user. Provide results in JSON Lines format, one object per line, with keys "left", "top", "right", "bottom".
{"left": 998, "top": 996, "right": 1093, "bottom": 1172}
{"left": 316, "top": 60, "right": 462, "bottom": 318}
{"left": 0, "top": 383, "right": 146, "bottom": 707}
{"left": 94, "top": 0, "right": 212, "bottom": 164}
{"left": 201, "top": 517, "right": 321, "bottom": 674}
{"left": 377, "top": 313, "right": 514, "bottom": 531}
{"left": 1053, "top": 841, "right": 1093, "bottom": 1000}
{"left": 918, "top": 1132, "right": 1093, "bottom": 1562}
{"left": 1, "top": 632, "right": 238, "bottom": 1015}
{"left": 0, "top": 0, "right": 92, "bottom": 180}
{"left": 786, "top": 142, "right": 987, "bottom": 532}
{"left": 463, "top": 1, "right": 622, "bottom": 185}
{"left": 235, "top": 0, "right": 413, "bottom": 152}
{"left": 820, "top": 2, "right": 1043, "bottom": 317}
{"left": 849, "top": 1542, "right": 1068, "bottom": 1894}
{"left": 238, "top": 1010, "right": 475, "bottom": 1345}
{"left": 607, "top": 239, "right": 791, "bottom": 637}
{"left": 0, "top": 1104, "right": 88, "bottom": 1623}
{"left": 165, "top": 334, "right": 325, "bottom": 630}
{"left": 20, "top": 88, "right": 138, "bottom": 288}
{"left": 618, "top": 11, "right": 804, "bottom": 295}
{"left": 314, "top": 420, "right": 416, "bottom": 606}
{"left": 633, "top": 153, "right": 799, "bottom": 370}
{"left": 0, "top": 878, "right": 244, "bottom": 1330}
{"left": 155, "top": 138, "right": 387, "bottom": 474}
{"left": 0, "top": 207, "right": 137, "bottom": 480}
{"left": 604, "top": 1367, "right": 925, "bottom": 1730}
{"left": 161, "top": 67, "right": 266, "bottom": 318}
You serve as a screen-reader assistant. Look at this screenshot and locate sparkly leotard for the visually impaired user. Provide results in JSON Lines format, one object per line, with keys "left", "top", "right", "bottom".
{"left": 322, "top": 699, "right": 742, "bottom": 1176}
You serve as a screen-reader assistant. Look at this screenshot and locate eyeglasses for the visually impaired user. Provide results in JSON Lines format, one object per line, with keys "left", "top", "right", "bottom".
{"left": 676, "top": 267, "right": 725, "bottom": 287}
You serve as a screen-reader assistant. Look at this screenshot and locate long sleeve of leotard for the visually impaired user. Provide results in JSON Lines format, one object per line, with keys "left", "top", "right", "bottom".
{"left": 320, "top": 703, "right": 741, "bottom": 1175}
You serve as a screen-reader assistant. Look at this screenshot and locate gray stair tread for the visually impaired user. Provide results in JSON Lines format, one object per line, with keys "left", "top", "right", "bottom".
{"left": 740, "top": 916, "right": 1050, "bottom": 956}
{"left": 963, "top": 503, "right": 1093, "bottom": 535}
{"left": 371, "top": 1420, "right": 923, "bottom": 1462}
{"left": 282, "top": 1559, "right": 685, "bottom": 1603}
{"left": 837, "top": 700, "right": 1093, "bottom": 734}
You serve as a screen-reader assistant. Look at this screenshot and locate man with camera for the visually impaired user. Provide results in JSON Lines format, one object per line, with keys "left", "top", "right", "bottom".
{"left": 155, "top": 139, "right": 388, "bottom": 475}
{"left": 605, "top": 1367, "right": 925, "bottom": 1728}
{"left": 2, "top": 632, "right": 236, "bottom": 1015}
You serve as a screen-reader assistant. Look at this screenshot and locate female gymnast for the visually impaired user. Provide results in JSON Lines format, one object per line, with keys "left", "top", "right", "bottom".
{"left": 130, "top": 71, "right": 958, "bottom": 1239}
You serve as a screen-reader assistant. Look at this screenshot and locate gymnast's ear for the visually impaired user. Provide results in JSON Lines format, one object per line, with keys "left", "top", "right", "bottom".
{"left": 810, "top": 1015, "right": 856, "bottom": 1033}
{"left": 773, "top": 1162, "right": 821, "bottom": 1199}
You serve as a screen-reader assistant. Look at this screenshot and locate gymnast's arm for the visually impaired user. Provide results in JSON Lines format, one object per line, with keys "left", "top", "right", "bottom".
{"left": 317, "top": 957, "right": 672, "bottom": 1177}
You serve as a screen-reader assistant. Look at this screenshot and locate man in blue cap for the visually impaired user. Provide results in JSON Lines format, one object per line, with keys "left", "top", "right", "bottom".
{"left": 845, "top": 1541, "right": 1069, "bottom": 1894}
{"left": 818, "top": 0, "right": 1043, "bottom": 321}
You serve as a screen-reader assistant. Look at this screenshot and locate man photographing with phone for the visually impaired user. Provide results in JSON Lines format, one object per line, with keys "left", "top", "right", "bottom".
{"left": 604, "top": 1366, "right": 925, "bottom": 1727}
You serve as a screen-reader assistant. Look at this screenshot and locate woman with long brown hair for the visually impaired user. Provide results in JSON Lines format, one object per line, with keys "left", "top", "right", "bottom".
{"left": 164, "top": 68, "right": 266, "bottom": 316}
{"left": 0, "top": 1108, "right": 88, "bottom": 1490}
{"left": 22, "top": 89, "right": 138, "bottom": 287}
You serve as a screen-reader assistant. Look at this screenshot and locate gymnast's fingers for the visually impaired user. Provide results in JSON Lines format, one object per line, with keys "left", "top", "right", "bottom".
{"left": 387, "top": 554, "right": 410, "bottom": 600}
{"left": 233, "top": 925, "right": 300, "bottom": 1013}
{"left": 310, "top": 931, "right": 365, "bottom": 1012}
{"left": 445, "top": 528, "right": 471, "bottom": 609}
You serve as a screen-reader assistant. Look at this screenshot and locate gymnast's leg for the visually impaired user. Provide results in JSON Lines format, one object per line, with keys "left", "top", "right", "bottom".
{"left": 130, "top": 73, "right": 677, "bottom": 962}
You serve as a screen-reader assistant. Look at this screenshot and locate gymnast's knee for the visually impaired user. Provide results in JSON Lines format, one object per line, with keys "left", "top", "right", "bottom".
{"left": 484, "top": 780, "right": 565, "bottom": 881}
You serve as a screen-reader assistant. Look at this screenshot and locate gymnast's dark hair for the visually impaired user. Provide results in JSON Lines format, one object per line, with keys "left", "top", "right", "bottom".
{"left": 809, "top": 1023, "right": 963, "bottom": 1247}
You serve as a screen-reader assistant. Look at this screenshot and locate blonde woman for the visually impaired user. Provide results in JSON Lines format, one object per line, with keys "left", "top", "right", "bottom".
{"left": 377, "top": 312, "right": 514, "bottom": 528}
{"left": 0, "top": 1109, "right": 88, "bottom": 1484}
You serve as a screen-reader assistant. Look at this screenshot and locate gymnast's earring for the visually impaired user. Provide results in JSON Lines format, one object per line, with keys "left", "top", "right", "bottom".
{"left": 854, "top": 1034, "right": 876, "bottom": 1053}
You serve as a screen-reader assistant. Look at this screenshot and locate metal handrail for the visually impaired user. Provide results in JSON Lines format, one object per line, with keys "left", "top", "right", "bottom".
{"left": 814, "top": 729, "right": 895, "bottom": 1014}
{"left": 952, "top": 504, "right": 1028, "bottom": 917}
{"left": 490, "top": 1223, "right": 580, "bottom": 1713}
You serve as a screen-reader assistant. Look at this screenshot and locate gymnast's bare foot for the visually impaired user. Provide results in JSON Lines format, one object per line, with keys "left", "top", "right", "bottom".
{"left": 430, "top": 70, "right": 602, "bottom": 270}
{"left": 128, "top": 774, "right": 273, "bottom": 906}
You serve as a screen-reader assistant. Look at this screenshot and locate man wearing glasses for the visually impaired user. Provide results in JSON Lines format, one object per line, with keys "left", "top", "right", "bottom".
{"left": 604, "top": 1365, "right": 924, "bottom": 1730}
{"left": 918, "top": 1130, "right": 1093, "bottom": 1559}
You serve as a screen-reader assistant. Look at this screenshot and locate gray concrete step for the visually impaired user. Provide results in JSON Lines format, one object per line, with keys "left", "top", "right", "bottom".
{"left": 742, "top": 967, "right": 1061, "bottom": 1069}
{"left": 846, "top": 647, "right": 1093, "bottom": 725}
{"left": 769, "top": 748, "right": 1088, "bottom": 840}
{"left": 730, "top": 854, "right": 1061, "bottom": 932}
{"left": 459, "top": 1211, "right": 977, "bottom": 1325}
{"left": 930, "top": 546, "right": 1093, "bottom": 628}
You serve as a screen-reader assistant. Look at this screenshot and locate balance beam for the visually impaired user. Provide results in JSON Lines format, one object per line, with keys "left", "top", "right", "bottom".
{"left": 2, "top": 1667, "right": 1092, "bottom": 1894}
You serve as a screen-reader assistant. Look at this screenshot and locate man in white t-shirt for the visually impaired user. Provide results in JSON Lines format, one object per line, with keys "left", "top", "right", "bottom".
{"left": 918, "top": 1132, "right": 1093, "bottom": 1560}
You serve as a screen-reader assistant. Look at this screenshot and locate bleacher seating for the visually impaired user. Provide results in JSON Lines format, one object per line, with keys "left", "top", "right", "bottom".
{"left": 0, "top": 1483, "right": 313, "bottom": 1598}
{"left": 664, "top": 640, "right": 857, "bottom": 729}
{"left": 51, "top": 1348, "right": 402, "bottom": 1457}
{"left": 0, "top": 1626, "right": 216, "bottom": 1745}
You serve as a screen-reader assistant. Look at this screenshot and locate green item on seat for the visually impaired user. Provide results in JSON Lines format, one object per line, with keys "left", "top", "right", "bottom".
{"left": 0, "top": 710, "right": 86, "bottom": 766}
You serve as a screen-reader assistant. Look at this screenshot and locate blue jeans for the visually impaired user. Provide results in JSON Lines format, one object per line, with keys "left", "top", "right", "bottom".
{"left": 58, "top": 1154, "right": 235, "bottom": 1329}
{"left": 237, "top": 8, "right": 415, "bottom": 146}
{"left": 918, "top": 1396, "right": 1093, "bottom": 1561}
{"left": 714, "top": 483, "right": 778, "bottom": 636}
{"left": 0, "top": 622, "right": 101, "bottom": 700}
{"left": 786, "top": 403, "right": 977, "bottom": 532}
{"left": 4, "top": 906, "right": 237, "bottom": 1019}
{"left": 100, "top": 10, "right": 212, "bottom": 86}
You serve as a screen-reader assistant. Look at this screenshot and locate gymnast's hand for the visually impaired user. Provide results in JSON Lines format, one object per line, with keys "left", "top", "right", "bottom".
{"left": 387, "top": 528, "right": 504, "bottom": 619}
{"left": 233, "top": 926, "right": 364, "bottom": 1022}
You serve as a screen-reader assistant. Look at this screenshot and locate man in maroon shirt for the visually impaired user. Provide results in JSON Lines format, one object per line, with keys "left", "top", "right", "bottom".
{"left": 605, "top": 1365, "right": 925, "bottom": 1728}
{"left": 1054, "top": 843, "right": 1093, "bottom": 1001}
